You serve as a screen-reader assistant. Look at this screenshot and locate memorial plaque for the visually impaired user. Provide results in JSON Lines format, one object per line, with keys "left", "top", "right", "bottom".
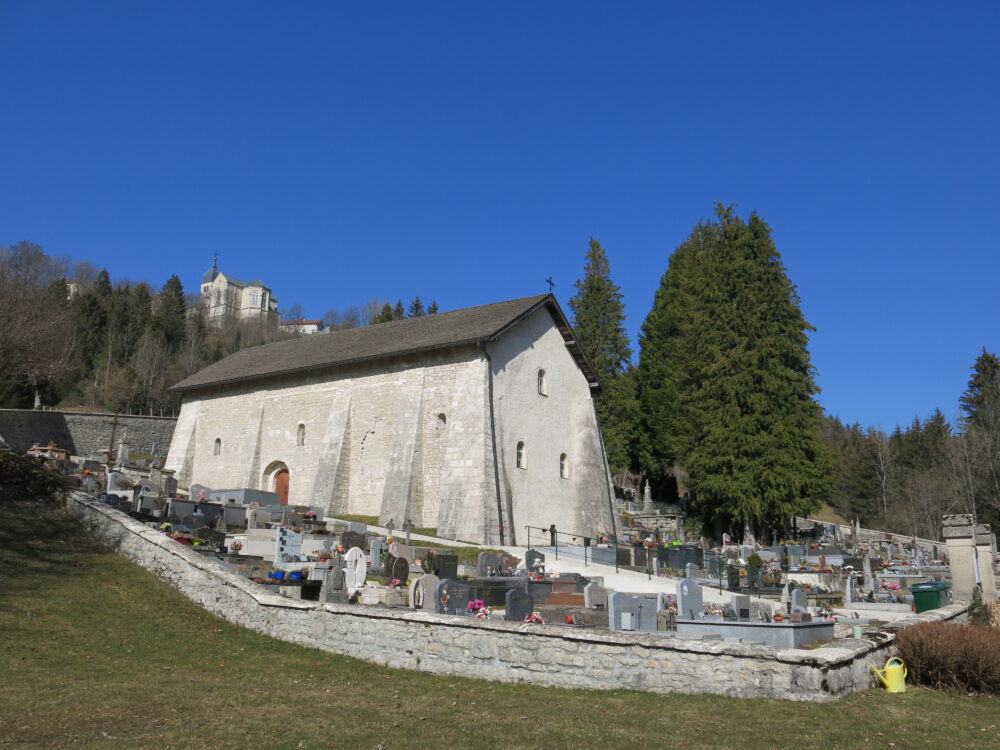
{"left": 435, "top": 579, "right": 471, "bottom": 615}
{"left": 503, "top": 588, "right": 533, "bottom": 621}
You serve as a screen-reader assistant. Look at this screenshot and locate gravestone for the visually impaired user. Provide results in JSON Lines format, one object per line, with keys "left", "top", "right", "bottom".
{"left": 584, "top": 582, "right": 609, "bottom": 610}
{"left": 435, "top": 554, "right": 459, "bottom": 579}
{"left": 389, "top": 556, "right": 410, "bottom": 584}
{"left": 477, "top": 551, "right": 501, "bottom": 577}
{"left": 503, "top": 588, "right": 534, "bottom": 621}
{"left": 321, "top": 554, "right": 348, "bottom": 604}
{"left": 845, "top": 574, "right": 854, "bottom": 605}
{"left": 525, "top": 549, "right": 545, "bottom": 571}
{"left": 189, "top": 483, "right": 210, "bottom": 501}
{"left": 435, "top": 579, "right": 471, "bottom": 615}
{"left": 731, "top": 594, "right": 751, "bottom": 620}
{"left": 274, "top": 527, "right": 303, "bottom": 563}
{"left": 410, "top": 573, "right": 439, "bottom": 610}
{"left": 369, "top": 537, "right": 385, "bottom": 570}
{"left": 739, "top": 545, "right": 754, "bottom": 561}
{"left": 676, "top": 578, "right": 703, "bottom": 620}
{"left": 389, "top": 542, "right": 416, "bottom": 562}
{"left": 750, "top": 598, "right": 773, "bottom": 621}
{"left": 163, "top": 474, "right": 178, "bottom": 497}
{"left": 498, "top": 553, "right": 520, "bottom": 574}
{"left": 346, "top": 522, "right": 367, "bottom": 534}
{"left": 863, "top": 554, "right": 876, "bottom": 594}
{"left": 195, "top": 527, "right": 226, "bottom": 548}
{"left": 685, "top": 562, "right": 698, "bottom": 580}
{"left": 608, "top": 593, "right": 657, "bottom": 632}
{"left": 790, "top": 587, "right": 808, "bottom": 612}
{"left": 341, "top": 531, "right": 366, "bottom": 551}
{"left": 344, "top": 547, "right": 367, "bottom": 591}
{"left": 384, "top": 553, "right": 397, "bottom": 580}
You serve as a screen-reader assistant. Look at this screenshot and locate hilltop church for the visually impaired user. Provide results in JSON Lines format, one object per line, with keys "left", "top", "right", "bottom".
{"left": 164, "top": 294, "right": 618, "bottom": 545}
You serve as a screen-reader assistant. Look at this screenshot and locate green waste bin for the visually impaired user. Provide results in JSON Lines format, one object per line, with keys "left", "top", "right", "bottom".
{"left": 910, "top": 581, "right": 950, "bottom": 613}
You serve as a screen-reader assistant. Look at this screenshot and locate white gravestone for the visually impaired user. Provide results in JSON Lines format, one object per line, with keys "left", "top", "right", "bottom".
{"left": 344, "top": 547, "right": 367, "bottom": 591}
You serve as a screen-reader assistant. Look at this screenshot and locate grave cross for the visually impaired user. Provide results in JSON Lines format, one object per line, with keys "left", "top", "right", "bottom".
{"left": 402, "top": 518, "right": 416, "bottom": 545}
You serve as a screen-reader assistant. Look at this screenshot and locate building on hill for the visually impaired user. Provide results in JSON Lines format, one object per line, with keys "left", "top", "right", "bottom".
{"left": 199, "top": 257, "right": 278, "bottom": 328}
{"left": 280, "top": 318, "right": 326, "bottom": 335}
{"left": 164, "top": 294, "right": 619, "bottom": 545}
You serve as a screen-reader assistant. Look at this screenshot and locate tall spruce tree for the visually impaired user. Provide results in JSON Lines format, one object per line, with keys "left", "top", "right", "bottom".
{"left": 636, "top": 204, "right": 829, "bottom": 541}
{"left": 154, "top": 275, "right": 187, "bottom": 353}
{"left": 568, "top": 238, "right": 637, "bottom": 476}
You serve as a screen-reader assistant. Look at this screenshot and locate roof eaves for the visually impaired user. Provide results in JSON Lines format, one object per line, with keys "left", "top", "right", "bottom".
{"left": 169, "top": 336, "right": 490, "bottom": 393}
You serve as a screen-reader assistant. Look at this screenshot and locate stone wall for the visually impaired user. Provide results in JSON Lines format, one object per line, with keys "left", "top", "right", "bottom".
{"left": 0, "top": 409, "right": 176, "bottom": 457}
{"left": 64, "top": 491, "right": 967, "bottom": 702}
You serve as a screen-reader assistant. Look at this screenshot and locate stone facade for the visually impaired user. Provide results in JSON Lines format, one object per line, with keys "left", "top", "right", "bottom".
{"left": 165, "top": 301, "right": 617, "bottom": 545}
{"left": 199, "top": 261, "right": 278, "bottom": 328}
{"left": 0, "top": 409, "right": 176, "bottom": 457}
{"left": 66, "top": 491, "right": 969, "bottom": 702}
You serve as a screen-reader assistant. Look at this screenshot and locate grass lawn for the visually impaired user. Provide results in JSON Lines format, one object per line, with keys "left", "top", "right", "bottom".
{"left": 1, "top": 498, "right": 997, "bottom": 750}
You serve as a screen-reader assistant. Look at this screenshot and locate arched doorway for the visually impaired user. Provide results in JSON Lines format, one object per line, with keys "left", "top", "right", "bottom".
{"left": 275, "top": 469, "right": 290, "bottom": 505}
{"left": 263, "top": 461, "right": 290, "bottom": 505}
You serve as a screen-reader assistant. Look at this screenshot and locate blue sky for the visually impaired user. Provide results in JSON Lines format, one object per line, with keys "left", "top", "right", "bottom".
{"left": 3, "top": 2, "right": 997, "bottom": 430}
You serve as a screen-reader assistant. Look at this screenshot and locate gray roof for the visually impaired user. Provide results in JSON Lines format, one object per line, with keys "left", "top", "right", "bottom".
{"left": 170, "top": 294, "right": 600, "bottom": 393}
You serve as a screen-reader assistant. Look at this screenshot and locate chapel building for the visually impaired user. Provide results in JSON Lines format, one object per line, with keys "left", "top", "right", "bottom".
{"left": 164, "top": 294, "right": 619, "bottom": 545}
{"left": 199, "top": 258, "right": 279, "bottom": 328}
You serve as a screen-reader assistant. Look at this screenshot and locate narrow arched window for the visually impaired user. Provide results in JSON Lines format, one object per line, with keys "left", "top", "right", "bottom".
{"left": 537, "top": 369, "right": 548, "bottom": 396}
{"left": 297, "top": 423, "right": 305, "bottom": 446}
{"left": 560, "top": 453, "right": 569, "bottom": 479}
{"left": 516, "top": 441, "right": 526, "bottom": 469}
{"left": 213, "top": 438, "right": 222, "bottom": 456}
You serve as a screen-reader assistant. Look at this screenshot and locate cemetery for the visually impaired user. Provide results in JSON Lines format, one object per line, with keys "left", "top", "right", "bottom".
{"left": 58, "top": 474, "right": 990, "bottom": 702}
{"left": 9, "top": 435, "right": 995, "bottom": 702}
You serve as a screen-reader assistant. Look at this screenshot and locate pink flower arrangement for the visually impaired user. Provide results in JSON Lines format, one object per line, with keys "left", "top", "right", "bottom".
{"left": 524, "top": 612, "right": 546, "bottom": 624}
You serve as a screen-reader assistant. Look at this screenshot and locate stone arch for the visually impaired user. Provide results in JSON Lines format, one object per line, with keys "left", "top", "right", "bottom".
{"left": 263, "top": 460, "right": 291, "bottom": 505}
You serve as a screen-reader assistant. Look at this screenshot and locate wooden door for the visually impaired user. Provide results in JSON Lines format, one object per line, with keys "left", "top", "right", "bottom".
{"left": 275, "top": 469, "right": 290, "bottom": 505}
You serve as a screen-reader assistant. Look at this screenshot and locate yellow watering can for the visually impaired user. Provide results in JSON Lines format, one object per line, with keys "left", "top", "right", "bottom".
{"left": 871, "top": 657, "right": 907, "bottom": 693}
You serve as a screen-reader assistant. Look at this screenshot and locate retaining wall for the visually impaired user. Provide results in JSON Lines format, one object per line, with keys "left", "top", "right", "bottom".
{"left": 0, "top": 409, "right": 176, "bottom": 456}
{"left": 64, "top": 491, "right": 967, "bottom": 702}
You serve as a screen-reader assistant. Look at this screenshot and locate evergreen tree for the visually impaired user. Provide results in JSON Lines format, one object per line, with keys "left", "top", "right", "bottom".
{"left": 408, "top": 296, "right": 425, "bottom": 317}
{"left": 372, "top": 303, "right": 395, "bottom": 324}
{"left": 94, "top": 269, "right": 112, "bottom": 298}
{"left": 568, "top": 238, "right": 638, "bottom": 476}
{"left": 636, "top": 204, "right": 829, "bottom": 541}
{"left": 959, "top": 349, "right": 1000, "bottom": 431}
{"left": 392, "top": 300, "right": 405, "bottom": 320}
{"left": 154, "top": 275, "right": 187, "bottom": 353}
{"left": 427, "top": 300, "right": 439, "bottom": 315}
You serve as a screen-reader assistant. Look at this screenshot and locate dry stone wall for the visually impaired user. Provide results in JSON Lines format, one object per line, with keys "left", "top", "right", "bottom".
{"left": 64, "top": 491, "right": 967, "bottom": 702}
{"left": 0, "top": 409, "right": 176, "bottom": 456}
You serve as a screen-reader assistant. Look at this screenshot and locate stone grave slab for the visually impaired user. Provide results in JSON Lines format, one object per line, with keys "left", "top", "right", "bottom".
{"left": 525, "top": 549, "right": 545, "bottom": 571}
{"left": 477, "top": 551, "right": 501, "bottom": 577}
{"left": 732, "top": 594, "right": 751, "bottom": 620}
{"left": 389, "top": 556, "right": 410, "bottom": 584}
{"left": 435, "top": 579, "right": 471, "bottom": 616}
{"left": 275, "top": 527, "right": 304, "bottom": 563}
{"left": 498, "top": 552, "right": 520, "bottom": 573}
{"left": 436, "top": 554, "right": 458, "bottom": 579}
{"left": 388, "top": 542, "right": 416, "bottom": 562}
{"left": 341, "top": 531, "right": 366, "bottom": 551}
{"left": 344, "top": 547, "right": 367, "bottom": 591}
{"left": 790, "top": 588, "right": 808, "bottom": 612}
{"left": 410, "top": 573, "right": 439, "bottom": 610}
{"left": 676, "top": 578, "right": 703, "bottom": 620}
{"left": 584, "top": 582, "right": 609, "bottom": 610}
{"left": 504, "top": 588, "right": 534, "bottom": 621}
{"left": 369, "top": 537, "right": 385, "bottom": 571}
{"left": 608, "top": 592, "right": 657, "bottom": 632}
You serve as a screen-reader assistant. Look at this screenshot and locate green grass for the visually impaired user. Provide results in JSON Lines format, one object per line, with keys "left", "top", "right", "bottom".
{"left": 2, "top": 498, "right": 999, "bottom": 750}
